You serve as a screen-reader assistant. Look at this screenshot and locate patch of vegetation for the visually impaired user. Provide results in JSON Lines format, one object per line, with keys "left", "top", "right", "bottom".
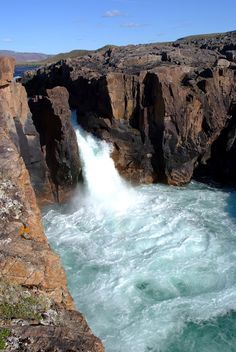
{"left": 0, "top": 298, "right": 41, "bottom": 321}
{"left": 0, "top": 328, "right": 10, "bottom": 350}
{"left": 0, "top": 280, "right": 51, "bottom": 323}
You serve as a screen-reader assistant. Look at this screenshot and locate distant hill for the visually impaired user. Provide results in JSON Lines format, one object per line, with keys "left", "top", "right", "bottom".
{"left": 10, "top": 45, "right": 117, "bottom": 66}
{"left": 41, "top": 49, "right": 91, "bottom": 64}
{"left": 0, "top": 50, "right": 50, "bottom": 63}
{"left": 34, "top": 45, "right": 118, "bottom": 65}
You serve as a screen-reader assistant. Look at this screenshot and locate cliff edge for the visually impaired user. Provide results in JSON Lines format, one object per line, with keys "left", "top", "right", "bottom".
{"left": 0, "top": 57, "right": 103, "bottom": 351}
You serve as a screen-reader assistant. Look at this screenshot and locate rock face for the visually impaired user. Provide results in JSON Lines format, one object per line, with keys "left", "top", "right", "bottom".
{"left": 29, "top": 87, "right": 81, "bottom": 202}
{"left": 147, "top": 65, "right": 234, "bottom": 185}
{"left": 0, "top": 57, "right": 103, "bottom": 351}
{"left": 11, "top": 314, "right": 104, "bottom": 352}
{"left": 0, "top": 56, "right": 81, "bottom": 205}
{"left": 0, "top": 56, "right": 15, "bottom": 87}
{"left": 0, "top": 281, "right": 103, "bottom": 352}
{"left": 194, "top": 102, "right": 236, "bottom": 184}
{"left": 0, "top": 77, "right": 54, "bottom": 205}
{"left": 24, "top": 31, "right": 236, "bottom": 185}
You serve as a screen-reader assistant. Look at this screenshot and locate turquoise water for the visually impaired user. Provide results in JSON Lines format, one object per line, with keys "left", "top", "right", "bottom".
{"left": 43, "top": 127, "right": 236, "bottom": 352}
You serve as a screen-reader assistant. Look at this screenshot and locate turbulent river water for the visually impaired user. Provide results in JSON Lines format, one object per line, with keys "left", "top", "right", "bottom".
{"left": 43, "top": 122, "right": 236, "bottom": 352}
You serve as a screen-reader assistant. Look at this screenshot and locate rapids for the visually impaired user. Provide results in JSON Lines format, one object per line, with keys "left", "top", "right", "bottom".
{"left": 43, "top": 121, "right": 236, "bottom": 352}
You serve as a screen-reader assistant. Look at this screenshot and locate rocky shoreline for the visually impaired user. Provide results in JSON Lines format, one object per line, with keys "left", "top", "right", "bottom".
{"left": 0, "top": 30, "right": 236, "bottom": 351}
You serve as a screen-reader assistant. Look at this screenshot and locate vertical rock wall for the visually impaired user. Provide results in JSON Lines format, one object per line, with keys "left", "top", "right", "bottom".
{"left": 29, "top": 87, "right": 81, "bottom": 203}
{"left": 0, "top": 56, "right": 103, "bottom": 352}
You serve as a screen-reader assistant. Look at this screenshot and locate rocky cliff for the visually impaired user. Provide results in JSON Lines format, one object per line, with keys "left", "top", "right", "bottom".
{"left": 1, "top": 30, "right": 235, "bottom": 351}
{"left": 0, "top": 57, "right": 103, "bottom": 351}
{"left": 0, "top": 58, "right": 81, "bottom": 205}
{"left": 28, "top": 86, "right": 81, "bottom": 203}
{"left": 24, "top": 31, "right": 236, "bottom": 185}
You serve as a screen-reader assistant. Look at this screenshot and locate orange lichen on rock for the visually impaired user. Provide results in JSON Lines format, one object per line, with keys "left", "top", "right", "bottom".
{"left": 0, "top": 57, "right": 104, "bottom": 351}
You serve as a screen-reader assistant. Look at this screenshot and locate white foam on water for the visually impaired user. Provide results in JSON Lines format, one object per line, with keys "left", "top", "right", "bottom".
{"left": 43, "top": 120, "right": 236, "bottom": 352}
{"left": 74, "top": 124, "right": 137, "bottom": 215}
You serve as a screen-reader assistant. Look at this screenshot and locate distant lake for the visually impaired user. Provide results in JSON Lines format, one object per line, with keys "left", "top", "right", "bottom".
{"left": 14, "top": 65, "right": 39, "bottom": 78}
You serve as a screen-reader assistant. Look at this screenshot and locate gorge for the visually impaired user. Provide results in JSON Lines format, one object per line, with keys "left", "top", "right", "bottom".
{"left": 44, "top": 124, "right": 236, "bottom": 352}
{"left": 0, "top": 30, "right": 236, "bottom": 351}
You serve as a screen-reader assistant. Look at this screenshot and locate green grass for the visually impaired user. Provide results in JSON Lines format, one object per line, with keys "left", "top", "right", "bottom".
{"left": 0, "top": 328, "right": 10, "bottom": 350}
{"left": 0, "top": 297, "right": 42, "bottom": 321}
{"left": 0, "top": 280, "right": 50, "bottom": 323}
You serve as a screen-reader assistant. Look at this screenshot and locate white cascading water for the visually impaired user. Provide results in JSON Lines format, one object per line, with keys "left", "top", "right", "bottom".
{"left": 74, "top": 127, "right": 137, "bottom": 214}
{"left": 43, "top": 116, "right": 236, "bottom": 352}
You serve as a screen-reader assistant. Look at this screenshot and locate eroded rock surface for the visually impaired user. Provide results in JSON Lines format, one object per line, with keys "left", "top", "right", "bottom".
{"left": 0, "top": 79, "right": 54, "bottom": 204}
{"left": 194, "top": 101, "right": 236, "bottom": 184}
{"left": 0, "top": 57, "right": 15, "bottom": 87}
{"left": 0, "top": 58, "right": 81, "bottom": 204}
{"left": 0, "top": 281, "right": 103, "bottom": 352}
{"left": 0, "top": 57, "right": 103, "bottom": 351}
{"left": 29, "top": 86, "right": 81, "bottom": 202}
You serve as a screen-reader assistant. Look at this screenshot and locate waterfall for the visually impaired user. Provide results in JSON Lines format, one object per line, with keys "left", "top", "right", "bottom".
{"left": 43, "top": 111, "right": 236, "bottom": 352}
{"left": 73, "top": 116, "right": 137, "bottom": 214}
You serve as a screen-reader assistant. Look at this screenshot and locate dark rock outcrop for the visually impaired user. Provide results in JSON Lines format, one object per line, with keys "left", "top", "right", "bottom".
{"left": 78, "top": 112, "right": 155, "bottom": 183}
{"left": 147, "top": 65, "right": 235, "bottom": 185}
{"left": 23, "top": 31, "right": 236, "bottom": 185}
{"left": 194, "top": 102, "right": 236, "bottom": 184}
{"left": 29, "top": 87, "right": 81, "bottom": 202}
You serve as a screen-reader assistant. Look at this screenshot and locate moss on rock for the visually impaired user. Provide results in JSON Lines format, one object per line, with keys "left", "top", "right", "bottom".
{"left": 0, "top": 301, "right": 41, "bottom": 322}
{"left": 0, "top": 328, "right": 10, "bottom": 350}
{"left": 0, "top": 280, "right": 51, "bottom": 324}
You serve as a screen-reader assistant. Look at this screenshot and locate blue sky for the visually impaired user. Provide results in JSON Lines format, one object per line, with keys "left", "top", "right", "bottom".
{"left": 1, "top": 0, "right": 235, "bottom": 54}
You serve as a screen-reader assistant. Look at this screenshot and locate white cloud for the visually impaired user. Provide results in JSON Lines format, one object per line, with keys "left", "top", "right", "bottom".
{"left": 103, "top": 10, "right": 124, "bottom": 17}
{"left": 121, "top": 22, "right": 147, "bottom": 28}
{"left": 2, "top": 37, "right": 13, "bottom": 43}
